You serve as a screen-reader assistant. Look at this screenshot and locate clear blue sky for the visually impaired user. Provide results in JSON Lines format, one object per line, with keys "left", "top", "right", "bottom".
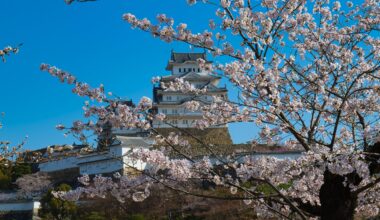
{"left": 0, "top": 0, "right": 256, "bottom": 150}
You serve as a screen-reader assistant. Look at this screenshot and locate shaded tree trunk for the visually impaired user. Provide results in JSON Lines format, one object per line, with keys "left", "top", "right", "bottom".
{"left": 97, "top": 121, "right": 115, "bottom": 151}
{"left": 319, "top": 171, "right": 357, "bottom": 220}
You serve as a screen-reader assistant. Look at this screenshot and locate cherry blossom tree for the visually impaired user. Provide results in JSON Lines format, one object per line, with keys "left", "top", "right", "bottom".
{"left": 1, "top": 45, "right": 24, "bottom": 157}
{"left": 0, "top": 44, "right": 22, "bottom": 62}
{"left": 46, "top": 0, "right": 380, "bottom": 219}
{"left": 64, "top": 0, "right": 96, "bottom": 5}
{"left": 0, "top": 113, "right": 27, "bottom": 162}
{"left": 15, "top": 172, "right": 51, "bottom": 198}
{"left": 0, "top": 118, "right": 51, "bottom": 204}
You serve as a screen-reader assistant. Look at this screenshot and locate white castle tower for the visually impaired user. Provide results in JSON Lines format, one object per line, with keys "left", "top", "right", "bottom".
{"left": 152, "top": 51, "right": 228, "bottom": 129}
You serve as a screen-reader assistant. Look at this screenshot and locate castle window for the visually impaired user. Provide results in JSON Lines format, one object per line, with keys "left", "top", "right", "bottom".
{"left": 188, "top": 68, "right": 192, "bottom": 72}
{"left": 172, "top": 109, "right": 178, "bottom": 114}
{"left": 162, "top": 109, "right": 167, "bottom": 114}
{"left": 179, "top": 68, "right": 181, "bottom": 72}
{"left": 183, "top": 120, "right": 188, "bottom": 124}
{"left": 198, "top": 68, "right": 200, "bottom": 72}
{"left": 166, "top": 96, "right": 172, "bottom": 101}
{"left": 193, "top": 68, "right": 195, "bottom": 72}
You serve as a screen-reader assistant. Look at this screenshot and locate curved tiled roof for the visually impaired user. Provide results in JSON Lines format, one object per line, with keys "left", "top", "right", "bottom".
{"left": 171, "top": 52, "right": 207, "bottom": 63}
{"left": 160, "top": 72, "right": 221, "bottom": 81}
{"left": 166, "top": 51, "right": 212, "bottom": 70}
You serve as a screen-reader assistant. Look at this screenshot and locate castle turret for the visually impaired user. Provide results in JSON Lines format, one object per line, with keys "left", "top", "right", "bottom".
{"left": 153, "top": 51, "right": 232, "bottom": 145}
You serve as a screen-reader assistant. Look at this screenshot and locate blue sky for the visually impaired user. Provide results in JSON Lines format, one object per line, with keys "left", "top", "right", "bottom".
{"left": 0, "top": 0, "right": 256, "bottom": 150}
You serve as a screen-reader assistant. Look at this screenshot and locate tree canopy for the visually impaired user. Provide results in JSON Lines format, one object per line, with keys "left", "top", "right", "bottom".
{"left": 39, "top": 0, "right": 380, "bottom": 219}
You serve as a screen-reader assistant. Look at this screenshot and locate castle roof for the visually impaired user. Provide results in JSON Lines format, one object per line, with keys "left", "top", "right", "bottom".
{"left": 160, "top": 71, "right": 221, "bottom": 82}
{"left": 166, "top": 51, "right": 212, "bottom": 70}
{"left": 172, "top": 52, "right": 206, "bottom": 62}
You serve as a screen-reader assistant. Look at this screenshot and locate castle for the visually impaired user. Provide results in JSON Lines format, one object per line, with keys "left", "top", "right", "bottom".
{"left": 152, "top": 52, "right": 227, "bottom": 128}
{"left": 37, "top": 51, "right": 234, "bottom": 176}
{"left": 152, "top": 51, "right": 233, "bottom": 146}
{"left": 0, "top": 52, "right": 301, "bottom": 218}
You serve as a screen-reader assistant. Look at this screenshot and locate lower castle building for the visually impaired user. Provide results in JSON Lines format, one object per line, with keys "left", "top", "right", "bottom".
{"left": 35, "top": 51, "right": 300, "bottom": 176}
{"left": 35, "top": 51, "right": 255, "bottom": 177}
{"left": 38, "top": 136, "right": 153, "bottom": 176}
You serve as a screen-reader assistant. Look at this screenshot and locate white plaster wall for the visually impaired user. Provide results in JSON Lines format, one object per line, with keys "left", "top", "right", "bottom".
{"left": 78, "top": 146, "right": 123, "bottom": 175}
{"left": 153, "top": 119, "right": 199, "bottom": 128}
{"left": 172, "top": 63, "right": 200, "bottom": 75}
{"left": 159, "top": 94, "right": 215, "bottom": 106}
{"left": 79, "top": 159, "right": 123, "bottom": 175}
{"left": 121, "top": 146, "right": 132, "bottom": 156}
{"left": 39, "top": 140, "right": 152, "bottom": 176}
{"left": 78, "top": 145, "right": 148, "bottom": 175}
{"left": 0, "top": 201, "right": 40, "bottom": 211}
{"left": 159, "top": 107, "right": 202, "bottom": 116}
{"left": 123, "top": 157, "right": 146, "bottom": 171}
{"left": 122, "top": 149, "right": 147, "bottom": 171}
{"left": 38, "top": 156, "right": 78, "bottom": 172}
{"left": 162, "top": 95, "right": 176, "bottom": 102}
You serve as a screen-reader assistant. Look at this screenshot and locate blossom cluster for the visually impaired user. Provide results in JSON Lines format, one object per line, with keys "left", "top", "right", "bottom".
{"left": 55, "top": 0, "right": 380, "bottom": 218}
{"left": 161, "top": 78, "right": 207, "bottom": 94}
{"left": 53, "top": 173, "right": 152, "bottom": 203}
{"left": 40, "top": 64, "right": 153, "bottom": 138}
{"left": 121, "top": 0, "right": 380, "bottom": 217}
{"left": 0, "top": 113, "right": 27, "bottom": 162}
{"left": 15, "top": 172, "right": 51, "bottom": 198}
{"left": 0, "top": 44, "right": 21, "bottom": 62}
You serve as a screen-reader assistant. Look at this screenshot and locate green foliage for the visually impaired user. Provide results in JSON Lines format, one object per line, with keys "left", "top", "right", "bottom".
{"left": 39, "top": 183, "right": 77, "bottom": 220}
{"left": 127, "top": 214, "right": 146, "bottom": 220}
{"left": 183, "top": 215, "right": 205, "bottom": 220}
{"left": 256, "top": 183, "right": 274, "bottom": 196}
{"left": 257, "top": 182, "right": 292, "bottom": 196}
{"left": 241, "top": 181, "right": 253, "bottom": 188}
{"left": 278, "top": 182, "right": 292, "bottom": 190}
{"left": 0, "top": 170, "right": 11, "bottom": 190}
{"left": 82, "top": 212, "right": 106, "bottom": 220}
{"left": 0, "top": 161, "right": 31, "bottom": 190}
{"left": 11, "top": 162, "right": 31, "bottom": 181}
{"left": 162, "top": 215, "right": 204, "bottom": 220}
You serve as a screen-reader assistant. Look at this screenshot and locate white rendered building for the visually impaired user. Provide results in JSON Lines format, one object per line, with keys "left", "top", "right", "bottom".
{"left": 38, "top": 52, "right": 232, "bottom": 176}
{"left": 38, "top": 136, "right": 153, "bottom": 176}
{"left": 0, "top": 198, "right": 40, "bottom": 220}
{"left": 152, "top": 52, "right": 228, "bottom": 128}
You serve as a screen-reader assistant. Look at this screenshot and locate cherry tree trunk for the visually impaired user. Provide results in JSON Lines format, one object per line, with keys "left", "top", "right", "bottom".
{"left": 319, "top": 171, "right": 357, "bottom": 220}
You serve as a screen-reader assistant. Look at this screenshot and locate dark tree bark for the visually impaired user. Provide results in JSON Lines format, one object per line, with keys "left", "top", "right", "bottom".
{"left": 366, "top": 142, "right": 380, "bottom": 175}
{"left": 319, "top": 171, "right": 357, "bottom": 220}
{"left": 97, "top": 121, "right": 115, "bottom": 151}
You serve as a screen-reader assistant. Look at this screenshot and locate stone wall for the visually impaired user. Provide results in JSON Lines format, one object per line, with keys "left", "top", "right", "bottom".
{"left": 156, "top": 127, "right": 233, "bottom": 146}
{"left": 155, "top": 127, "right": 302, "bottom": 157}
